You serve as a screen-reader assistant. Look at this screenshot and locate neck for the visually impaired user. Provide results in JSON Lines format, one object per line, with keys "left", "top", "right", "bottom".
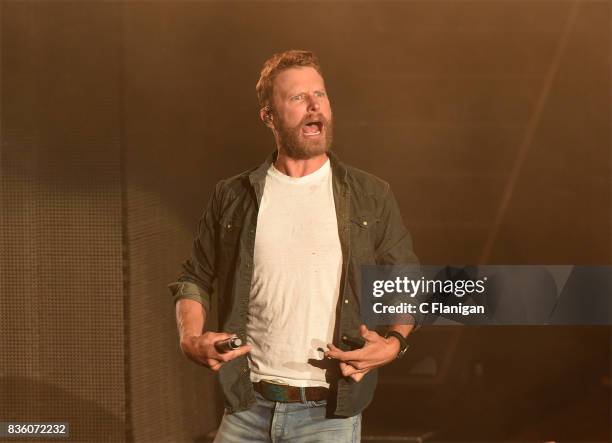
{"left": 273, "top": 151, "right": 328, "bottom": 177}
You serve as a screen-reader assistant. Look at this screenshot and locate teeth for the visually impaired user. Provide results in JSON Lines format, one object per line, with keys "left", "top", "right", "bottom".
{"left": 304, "top": 130, "right": 321, "bottom": 136}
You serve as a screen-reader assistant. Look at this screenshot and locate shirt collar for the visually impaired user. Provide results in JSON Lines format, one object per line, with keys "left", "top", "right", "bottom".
{"left": 248, "top": 149, "right": 347, "bottom": 186}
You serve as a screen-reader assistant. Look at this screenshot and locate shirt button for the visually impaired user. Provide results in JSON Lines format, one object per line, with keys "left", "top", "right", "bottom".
{"left": 344, "top": 299, "right": 349, "bottom": 304}
{"left": 226, "top": 223, "right": 232, "bottom": 229}
{"left": 342, "top": 335, "right": 347, "bottom": 340}
{"left": 362, "top": 221, "right": 368, "bottom": 226}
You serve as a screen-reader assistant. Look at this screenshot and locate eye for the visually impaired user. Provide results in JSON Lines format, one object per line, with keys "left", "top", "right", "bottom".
{"left": 315, "top": 91, "right": 327, "bottom": 98}
{"left": 290, "top": 94, "right": 304, "bottom": 102}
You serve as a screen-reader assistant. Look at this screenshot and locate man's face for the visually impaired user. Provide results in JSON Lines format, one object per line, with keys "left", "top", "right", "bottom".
{"left": 266, "top": 66, "right": 333, "bottom": 160}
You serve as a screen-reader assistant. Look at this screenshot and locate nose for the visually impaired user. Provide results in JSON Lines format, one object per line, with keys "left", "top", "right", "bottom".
{"left": 306, "top": 94, "right": 320, "bottom": 112}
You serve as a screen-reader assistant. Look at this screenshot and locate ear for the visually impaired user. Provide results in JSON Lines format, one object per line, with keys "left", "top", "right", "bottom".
{"left": 260, "top": 107, "right": 274, "bottom": 129}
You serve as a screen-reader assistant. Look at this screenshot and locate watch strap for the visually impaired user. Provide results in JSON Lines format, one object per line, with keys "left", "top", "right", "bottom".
{"left": 385, "top": 330, "right": 409, "bottom": 359}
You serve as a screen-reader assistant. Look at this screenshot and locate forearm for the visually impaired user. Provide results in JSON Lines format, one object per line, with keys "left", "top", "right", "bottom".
{"left": 176, "top": 298, "right": 206, "bottom": 342}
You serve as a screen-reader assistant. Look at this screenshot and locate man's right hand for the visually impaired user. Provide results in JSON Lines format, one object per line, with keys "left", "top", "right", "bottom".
{"left": 180, "top": 332, "right": 252, "bottom": 372}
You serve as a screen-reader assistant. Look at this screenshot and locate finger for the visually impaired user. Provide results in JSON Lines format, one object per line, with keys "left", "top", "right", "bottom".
{"left": 341, "top": 363, "right": 369, "bottom": 381}
{"left": 339, "top": 362, "right": 352, "bottom": 376}
{"left": 196, "top": 333, "right": 237, "bottom": 360}
{"left": 209, "top": 361, "right": 223, "bottom": 372}
{"left": 340, "top": 362, "right": 369, "bottom": 376}
{"left": 325, "top": 343, "right": 340, "bottom": 359}
{"left": 209, "top": 335, "right": 246, "bottom": 359}
{"left": 321, "top": 343, "right": 342, "bottom": 360}
{"left": 344, "top": 360, "right": 373, "bottom": 371}
{"left": 359, "top": 324, "right": 378, "bottom": 341}
{"left": 340, "top": 362, "right": 360, "bottom": 377}
{"left": 202, "top": 332, "right": 235, "bottom": 346}
{"left": 208, "top": 333, "right": 239, "bottom": 352}
{"left": 350, "top": 371, "right": 366, "bottom": 382}
{"left": 203, "top": 357, "right": 223, "bottom": 368}
{"left": 327, "top": 343, "right": 341, "bottom": 352}
{"left": 353, "top": 367, "right": 370, "bottom": 381}
{"left": 323, "top": 343, "right": 342, "bottom": 358}
{"left": 359, "top": 324, "right": 369, "bottom": 337}
{"left": 345, "top": 359, "right": 370, "bottom": 371}
{"left": 218, "top": 344, "right": 252, "bottom": 362}
{"left": 325, "top": 344, "right": 363, "bottom": 362}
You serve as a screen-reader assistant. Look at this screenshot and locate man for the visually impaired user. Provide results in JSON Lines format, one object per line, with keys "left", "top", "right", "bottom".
{"left": 169, "top": 49, "right": 419, "bottom": 443}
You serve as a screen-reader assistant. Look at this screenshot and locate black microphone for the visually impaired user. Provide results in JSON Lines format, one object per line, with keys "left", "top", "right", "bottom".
{"left": 214, "top": 336, "right": 243, "bottom": 353}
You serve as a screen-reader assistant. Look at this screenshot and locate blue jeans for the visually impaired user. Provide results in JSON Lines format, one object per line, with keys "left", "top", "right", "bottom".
{"left": 213, "top": 391, "right": 362, "bottom": 442}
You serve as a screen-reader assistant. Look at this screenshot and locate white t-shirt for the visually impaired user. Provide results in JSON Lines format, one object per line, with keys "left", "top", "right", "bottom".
{"left": 246, "top": 158, "right": 342, "bottom": 388}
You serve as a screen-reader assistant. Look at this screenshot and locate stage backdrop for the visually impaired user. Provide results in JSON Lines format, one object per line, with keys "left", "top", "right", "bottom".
{"left": 1, "top": 1, "right": 609, "bottom": 442}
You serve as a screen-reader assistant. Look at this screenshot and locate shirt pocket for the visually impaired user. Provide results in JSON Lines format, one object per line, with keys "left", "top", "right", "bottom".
{"left": 219, "top": 216, "right": 243, "bottom": 252}
{"left": 350, "top": 213, "right": 378, "bottom": 261}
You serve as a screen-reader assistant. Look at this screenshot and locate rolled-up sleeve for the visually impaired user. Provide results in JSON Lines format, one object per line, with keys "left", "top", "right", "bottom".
{"left": 168, "top": 182, "right": 221, "bottom": 314}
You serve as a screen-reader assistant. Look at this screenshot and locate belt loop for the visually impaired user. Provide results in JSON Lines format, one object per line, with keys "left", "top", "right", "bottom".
{"left": 299, "top": 387, "right": 307, "bottom": 403}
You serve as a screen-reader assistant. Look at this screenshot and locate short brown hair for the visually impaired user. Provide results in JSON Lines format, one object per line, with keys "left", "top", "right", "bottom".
{"left": 256, "top": 49, "right": 323, "bottom": 109}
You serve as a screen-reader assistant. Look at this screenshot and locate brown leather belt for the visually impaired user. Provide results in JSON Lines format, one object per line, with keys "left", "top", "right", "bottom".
{"left": 253, "top": 380, "right": 329, "bottom": 403}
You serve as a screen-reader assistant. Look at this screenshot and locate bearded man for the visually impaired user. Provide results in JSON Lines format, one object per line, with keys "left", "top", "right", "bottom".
{"left": 169, "top": 49, "right": 419, "bottom": 443}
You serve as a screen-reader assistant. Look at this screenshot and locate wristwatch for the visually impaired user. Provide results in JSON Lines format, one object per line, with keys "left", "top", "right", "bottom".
{"left": 385, "top": 331, "right": 410, "bottom": 359}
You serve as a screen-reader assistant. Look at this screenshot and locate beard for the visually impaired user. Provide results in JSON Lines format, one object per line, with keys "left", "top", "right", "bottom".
{"left": 274, "top": 114, "right": 334, "bottom": 160}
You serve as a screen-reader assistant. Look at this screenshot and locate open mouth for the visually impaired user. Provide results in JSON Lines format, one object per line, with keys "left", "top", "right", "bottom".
{"left": 302, "top": 121, "right": 323, "bottom": 136}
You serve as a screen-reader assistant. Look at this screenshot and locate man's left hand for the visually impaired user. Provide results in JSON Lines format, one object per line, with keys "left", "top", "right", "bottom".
{"left": 325, "top": 324, "right": 400, "bottom": 382}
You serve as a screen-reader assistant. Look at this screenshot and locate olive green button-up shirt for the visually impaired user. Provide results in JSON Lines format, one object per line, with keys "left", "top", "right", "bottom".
{"left": 169, "top": 150, "right": 420, "bottom": 417}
